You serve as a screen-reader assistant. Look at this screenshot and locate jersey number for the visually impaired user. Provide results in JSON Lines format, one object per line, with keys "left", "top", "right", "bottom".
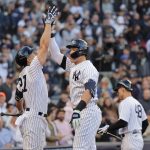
{"left": 18, "top": 75, "right": 27, "bottom": 92}
{"left": 135, "top": 105, "right": 142, "bottom": 118}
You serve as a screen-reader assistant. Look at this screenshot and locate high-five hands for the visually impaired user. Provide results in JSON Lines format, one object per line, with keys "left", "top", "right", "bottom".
{"left": 45, "top": 5, "right": 58, "bottom": 24}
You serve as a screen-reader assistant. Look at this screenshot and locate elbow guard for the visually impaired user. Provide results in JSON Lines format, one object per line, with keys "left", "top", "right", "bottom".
{"left": 15, "top": 88, "right": 23, "bottom": 101}
{"left": 84, "top": 79, "right": 96, "bottom": 98}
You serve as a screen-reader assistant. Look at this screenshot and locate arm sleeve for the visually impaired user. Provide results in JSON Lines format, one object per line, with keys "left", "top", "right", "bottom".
{"left": 48, "top": 38, "right": 64, "bottom": 65}
{"left": 141, "top": 105, "right": 147, "bottom": 121}
{"left": 107, "top": 119, "right": 128, "bottom": 132}
{"left": 15, "top": 88, "right": 23, "bottom": 101}
{"left": 119, "top": 101, "right": 131, "bottom": 123}
{"left": 142, "top": 119, "right": 149, "bottom": 134}
{"left": 49, "top": 38, "right": 74, "bottom": 71}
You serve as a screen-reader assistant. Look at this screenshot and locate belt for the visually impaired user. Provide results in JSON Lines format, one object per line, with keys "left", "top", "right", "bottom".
{"left": 26, "top": 108, "right": 47, "bottom": 117}
{"left": 121, "top": 130, "right": 141, "bottom": 137}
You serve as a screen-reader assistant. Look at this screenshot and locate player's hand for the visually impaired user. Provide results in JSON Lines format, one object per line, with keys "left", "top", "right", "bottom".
{"left": 97, "top": 125, "right": 109, "bottom": 135}
{"left": 70, "top": 110, "right": 81, "bottom": 130}
{"left": 45, "top": 5, "right": 58, "bottom": 24}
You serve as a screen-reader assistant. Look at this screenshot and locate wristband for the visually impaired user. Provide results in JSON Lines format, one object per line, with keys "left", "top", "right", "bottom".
{"left": 75, "top": 100, "right": 86, "bottom": 111}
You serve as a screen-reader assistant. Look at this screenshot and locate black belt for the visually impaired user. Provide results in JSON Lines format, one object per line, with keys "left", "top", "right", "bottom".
{"left": 26, "top": 108, "right": 47, "bottom": 117}
{"left": 121, "top": 134, "right": 125, "bottom": 137}
{"left": 121, "top": 130, "right": 141, "bottom": 138}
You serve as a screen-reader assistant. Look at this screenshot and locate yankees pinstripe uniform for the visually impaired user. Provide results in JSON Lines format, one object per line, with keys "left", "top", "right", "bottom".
{"left": 49, "top": 38, "right": 101, "bottom": 150}
{"left": 97, "top": 79, "right": 148, "bottom": 150}
{"left": 16, "top": 57, "right": 49, "bottom": 150}
{"left": 119, "top": 96, "right": 147, "bottom": 150}
{"left": 14, "top": 5, "right": 59, "bottom": 150}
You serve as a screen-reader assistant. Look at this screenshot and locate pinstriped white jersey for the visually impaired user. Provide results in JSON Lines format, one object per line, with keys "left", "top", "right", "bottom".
{"left": 17, "top": 56, "right": 48, "bottom": 114}
{"left": 118, "top": 96, "right": 147, "bottom": 134}
{"left": 65, "top": 58, "right": 99, "bottom": 107}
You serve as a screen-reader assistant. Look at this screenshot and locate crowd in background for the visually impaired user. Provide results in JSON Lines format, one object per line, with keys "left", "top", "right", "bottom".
{"left": 0, "top": 0, "right": 150, "bottom": 148}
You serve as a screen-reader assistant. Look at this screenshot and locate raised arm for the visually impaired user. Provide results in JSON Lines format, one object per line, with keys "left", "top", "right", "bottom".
{"left": 48, "top": 37, "right": 64, "bottom": 65}
{"left": 37, "top": 6, "right": 58, "bottom": 65}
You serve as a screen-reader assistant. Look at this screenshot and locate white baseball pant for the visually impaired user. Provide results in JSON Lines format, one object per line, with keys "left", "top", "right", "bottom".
{"left": 73, "top": 103, "right": 102, "bottom": 150}
{"left": 20, "top": 116, "right": 47, "bottom": 150}
{"left": 121, "top": 132, "right": 143, "bottom": 150}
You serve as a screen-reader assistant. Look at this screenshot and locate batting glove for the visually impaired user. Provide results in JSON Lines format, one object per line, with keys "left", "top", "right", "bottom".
{"left": 97, "top": 125, "right": 109, "bottom": 135}
{"left": 70, "top": 110, "right": 81, "bottom": 130}
{"left": 45, "top": 5, "right": 58, "bottom": 24}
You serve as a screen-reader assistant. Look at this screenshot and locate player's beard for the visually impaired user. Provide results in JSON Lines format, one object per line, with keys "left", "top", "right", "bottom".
{"left": 68, "top": 54, "right": 78, "bottom": 64}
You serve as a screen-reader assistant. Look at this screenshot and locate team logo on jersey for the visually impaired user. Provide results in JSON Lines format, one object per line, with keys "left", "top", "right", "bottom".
{"left": 73, "top": 70, "right": 81, "bottom": 81}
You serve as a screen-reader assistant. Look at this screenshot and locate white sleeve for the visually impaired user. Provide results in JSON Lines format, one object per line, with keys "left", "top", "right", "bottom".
{"left": 49, "top": 38, "right": 64, "bottom": 65}
{"left": 119, "top": 101, "right": 131, "bottom": 122}
{"left": 49, "top": 38, "right": 74, "bottom": 72}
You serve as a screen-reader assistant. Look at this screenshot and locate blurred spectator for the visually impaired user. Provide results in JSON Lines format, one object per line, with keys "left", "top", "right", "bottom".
{"left": 46, "top": 103, "right": 62, "bottom": 146}
{"left": 54, "top": 109, "right": 73, "bottom": 145}
{"left": 57, "top": 92, "right": 70, "bottom": 109}
{"left": 6, "top": 116, "right": 23, "bottom": 147}
{"left": 0, "top": 73, "right": 14, "bottom": 102}
{"left": 97, "top": 77, "right": 113, "bottom": 98}
{"left": 0, "top": 76, "right": 3, "bottom": 86}
{"left": 0, "top": 117, "right": 13, "bottom": 148}
{"left": 102, "top": 96, "right": 118, "bottom": 124}
{"left": 69, "top": 0, "right": 83, "bottom": 17}
{"left": 139, "top": 88, "right": 150, "bottom": 115}
{"left": 0, "top": 92, "right": 7, "bottom": 113}
{"left": 129, "top": 73, "right": 142, "bottom": 100}
{"left": 0, "top": 51, "right": 9, "bottom": 82}
{"left": 141, "top": 77, "right": 150, "bottom": 90}
{"left": 102, "top": 0, "right": 114, "bottom": 14}
{"left": 3, "top": 103, "right": 16, "bottom": 126}
{"left": 64, "top": 100, "right": 73, "bottom": 122}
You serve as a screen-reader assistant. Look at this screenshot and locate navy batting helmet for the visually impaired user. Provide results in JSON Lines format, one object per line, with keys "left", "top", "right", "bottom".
{"left": 66, "top": 39, "right": 88, "bottom": 59}
{"left": 114, "top": 79, "right": 133, "bottom": 92}
{"left": 15, "top": 46, "right": 34, "bottom": 67}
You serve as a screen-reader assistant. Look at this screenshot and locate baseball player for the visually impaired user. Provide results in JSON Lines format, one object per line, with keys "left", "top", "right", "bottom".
{"left": 98, "top": 79, "right": 149, "bottom": 150}
{"left": 14, "top": 6, "right": 58, "bottom": 150}
{"left": 48, "top": 35, "right": 101, "bottom": 149}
